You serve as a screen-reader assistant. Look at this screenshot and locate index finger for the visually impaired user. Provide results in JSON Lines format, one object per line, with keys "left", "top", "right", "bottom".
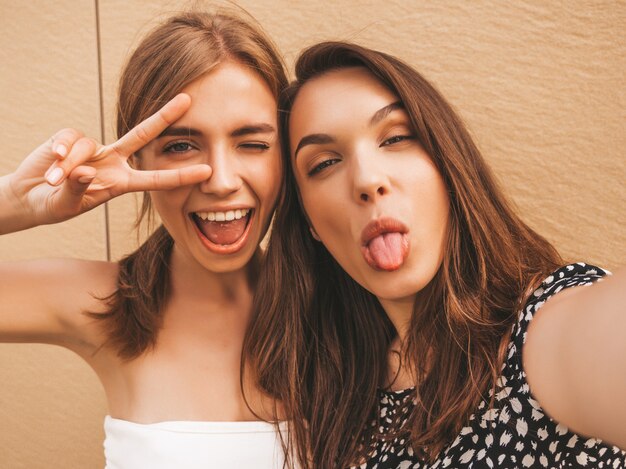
{"left": 107, "top": 93, "right": 192, "bottom": 157}
{"left": 126, "top": 164, "right": 212, "bottom": 193}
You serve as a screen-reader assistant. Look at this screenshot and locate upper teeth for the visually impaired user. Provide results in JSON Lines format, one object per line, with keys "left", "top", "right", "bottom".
{"left": 195, "top": 209, "right": 250, "bottom": 222}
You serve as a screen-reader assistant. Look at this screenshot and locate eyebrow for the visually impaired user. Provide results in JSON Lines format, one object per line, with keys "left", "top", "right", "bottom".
{"left": 157, "top": 123, "right": 276, "bottom": 139}
{"left": 157, "top": 126, "right": 203, "bottom": 138}
{"left": 370, "top": 101, "right": 404, "bottom": 126}
{"left": 294, "top": 134, "right": 336, "bottom": 159}
{"left": 230, "top": 123, "right": 276, "bottom": 137}
{"left": 293, "top": 101, "right": 405, "bottom": 159}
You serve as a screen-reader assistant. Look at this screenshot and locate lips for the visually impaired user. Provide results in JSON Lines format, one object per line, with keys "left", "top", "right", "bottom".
{"left": 360, "top": 217, "right": 410, "bottom": 271}
{"left": 190, "top": 208, "right": 254, "bottom": 255}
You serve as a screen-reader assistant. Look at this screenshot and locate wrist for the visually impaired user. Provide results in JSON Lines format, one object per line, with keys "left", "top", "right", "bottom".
{"left": 0, "top": 173, "right": 32, "bottom": 234}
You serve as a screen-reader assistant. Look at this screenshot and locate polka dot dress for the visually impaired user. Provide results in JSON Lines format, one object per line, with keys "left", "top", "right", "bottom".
{"left": 355, "top": 263, "right": 626, "bottom": 469}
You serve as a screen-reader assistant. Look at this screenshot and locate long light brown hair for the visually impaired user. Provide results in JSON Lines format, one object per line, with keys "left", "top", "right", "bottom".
{"left": 90, "top": 10, "right": 287, "bottom": 359}
{"left": 244, "top": 41, "right": 562, "bottom": 468}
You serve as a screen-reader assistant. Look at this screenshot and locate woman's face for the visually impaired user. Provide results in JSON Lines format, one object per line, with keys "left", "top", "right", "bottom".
{"left": 289, "top": 67, "right": 449, "bottom": 303}
{"left": 139, "top": 61, "right": 281, "bottom": 273}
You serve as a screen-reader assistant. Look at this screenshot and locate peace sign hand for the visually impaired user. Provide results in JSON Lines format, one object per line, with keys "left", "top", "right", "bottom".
{"left": 4, "top": 94, "right": 211, "bottom": 231}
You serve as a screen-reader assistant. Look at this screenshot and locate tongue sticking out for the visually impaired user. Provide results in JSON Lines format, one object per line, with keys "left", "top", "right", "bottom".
{"left": 363, "top": 232, "right": 408, "bottom": 271}
{"left": 196, "top": 217, "right": 248, "bottom": 245}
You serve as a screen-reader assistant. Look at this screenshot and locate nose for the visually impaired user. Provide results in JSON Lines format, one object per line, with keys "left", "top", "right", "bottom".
{"left": 351, "top": 154, "right": 390, "bottom": 203}
{"left": 199, "top": 147, "right": 242, "bottom": 197}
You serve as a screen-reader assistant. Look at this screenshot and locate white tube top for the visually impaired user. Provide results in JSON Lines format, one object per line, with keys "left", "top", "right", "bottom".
{"left": 104, "top": 416, "right": 288, "bottom": 469}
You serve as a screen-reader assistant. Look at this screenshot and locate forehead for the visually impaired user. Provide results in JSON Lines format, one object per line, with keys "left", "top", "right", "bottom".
{"left": 289, "top": 67, "right": 400, "bottom": 136}
{"left": 179, "top": 61, "right": 277, "bottom": 123}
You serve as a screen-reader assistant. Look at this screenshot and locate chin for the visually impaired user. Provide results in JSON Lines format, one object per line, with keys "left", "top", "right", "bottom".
{"left": 196, "top": 254, "right": 252, "bottom": 274}
{"left": 371, "top": 285, "right": 419, "bottom": 303}
{"left": 210, "top": 240, "right": 259, "bottom": 268}
{"left": 365, "top": 270, "right": 438, "bottom": 303}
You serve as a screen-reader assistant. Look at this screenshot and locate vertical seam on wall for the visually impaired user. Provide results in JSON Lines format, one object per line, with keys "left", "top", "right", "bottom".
{"left": 94, "top": 0, "right": 111, "bottom": 262}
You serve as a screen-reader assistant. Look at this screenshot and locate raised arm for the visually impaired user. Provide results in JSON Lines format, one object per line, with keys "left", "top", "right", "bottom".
{"left": 524, "top": 268, "right": 626, "bottom": 449}
{"left": 0, "top": 94, "right": 211, "bottom": 348}
{"left": 1, "top": 93, "right": 211, "bottom": 235}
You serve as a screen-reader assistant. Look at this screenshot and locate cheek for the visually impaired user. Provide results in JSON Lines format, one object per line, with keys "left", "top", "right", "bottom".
{"left": 149, "top": 188, "right": 190, "bottom": 222}
{"left": 300, "top": 187, "right": 327, "bottom": 227}
{"left": 406, "top": 157, "right": 449, "bottom": 216}
{"left": 301, "top": 188, "right": 352, "bottom": 250}
{"left": 251, "top": 154, "right": 283, "bottom": 205}
{"left": 423, "top": 179, "right": 449, "bottom": 229}
{"left": 430, "top": 173, "right": 450, "bottom": 235}
{"left": 409, "top": 169, "right": 450, "bottom": 261}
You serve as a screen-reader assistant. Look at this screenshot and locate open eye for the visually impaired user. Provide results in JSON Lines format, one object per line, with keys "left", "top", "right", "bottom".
{"left": 381, "top": 135, "right": 414, "bottom": 146}
{"left": 163, "top": 141, "right": 195, "bottom": 154}
{"left": 308, "top": 158, "right": 340, "bottom": 176}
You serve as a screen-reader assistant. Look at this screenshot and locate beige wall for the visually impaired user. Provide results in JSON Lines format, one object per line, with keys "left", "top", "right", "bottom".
{"left": 0, "top": 2, "right": 108, "bottom": 468}
{"left": 0, "top": 1, "right": 624, "bottom": 467}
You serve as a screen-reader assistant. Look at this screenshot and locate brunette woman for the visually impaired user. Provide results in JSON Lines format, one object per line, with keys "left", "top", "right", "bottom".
{"left": 246, "top": 42, "right": 626, "bottom": 468}
{"left": 0, "top": 11, "right": 289, "bottom": 469}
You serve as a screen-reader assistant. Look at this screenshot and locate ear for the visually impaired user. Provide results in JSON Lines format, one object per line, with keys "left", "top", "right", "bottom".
{"left": 309, "top": 226, "right": 321, "bottom": 242}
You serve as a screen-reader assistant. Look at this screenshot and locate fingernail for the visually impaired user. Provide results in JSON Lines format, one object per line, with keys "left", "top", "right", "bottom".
{"left": 46, "top": 167, "right": 64, "bottom": 185}
{"left": 55, "top": 144, "right": 68, "bottom": 158}
{"left": 78, "top": 175, "right": 94, "bottom": 184}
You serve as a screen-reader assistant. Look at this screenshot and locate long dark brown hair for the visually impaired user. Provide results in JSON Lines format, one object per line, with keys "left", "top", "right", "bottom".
{"left": 89, "top": 10, "right": 287, "bottom": 359}
{"left": 244, "top": 41, "right": 562, "bottom": 468}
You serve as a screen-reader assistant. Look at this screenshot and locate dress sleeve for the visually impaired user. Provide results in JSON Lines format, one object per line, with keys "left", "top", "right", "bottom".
{"left": 506, "top": 262, "right": 608, "bottom": 377}
{"left": 492, "top": 263, "right": 624, "bottom": 469}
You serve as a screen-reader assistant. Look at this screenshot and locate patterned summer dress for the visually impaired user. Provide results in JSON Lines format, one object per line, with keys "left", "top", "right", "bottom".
{"left": 357, "top": 263, "right": 626, "bottom": 469}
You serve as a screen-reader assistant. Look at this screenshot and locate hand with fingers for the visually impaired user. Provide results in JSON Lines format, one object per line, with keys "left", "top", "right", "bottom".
{"left": 0, "top": 94, "right": 211, "bottom": 235}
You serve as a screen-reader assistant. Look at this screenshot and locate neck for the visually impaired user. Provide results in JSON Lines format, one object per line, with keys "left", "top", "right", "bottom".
{"left": 378, "top": 294, "right": 415, "bottom": 344}
{"left": 378, "top": 294, "right": 417, "bottom": 390}
{"left": 169, "top": 244, "right": 253, "bottom": 306}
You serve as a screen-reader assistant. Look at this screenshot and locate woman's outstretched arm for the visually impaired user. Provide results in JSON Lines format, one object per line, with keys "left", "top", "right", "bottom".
{"left": 524, "top": 267, "right": 626, "bottom": 449}
{"left": 0, "top": 94, "right": 211, "bottom": 347}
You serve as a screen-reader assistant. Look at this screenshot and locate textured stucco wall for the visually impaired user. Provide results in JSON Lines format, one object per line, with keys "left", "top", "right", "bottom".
{"left": 0, "top": 2, "right": 108, "bottom": 468}
{"left": 0, "top": 1, "right": 624, "bottom": 467}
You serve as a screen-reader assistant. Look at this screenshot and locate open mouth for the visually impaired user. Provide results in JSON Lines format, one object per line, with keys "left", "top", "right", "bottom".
{"left": 190, "top": 208, "right": 254, "bottom": 254}
{"left": 360, "top": 217, "right": 410, "bottom": 272}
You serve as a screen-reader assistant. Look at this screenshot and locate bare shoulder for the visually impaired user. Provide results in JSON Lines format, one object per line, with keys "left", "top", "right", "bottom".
{"left": 14, "top": 257, "right": 118, "bottom": 307}
{"left": 39, "top": 257, "right": 119, "bottom": 326}
{"left": 522, "top": 264, "right": 613, "bottom": 432}
{"left": 55, "top": 257, "right": 119, "bottom": 292}
{"left": 0, "top": 257, "right": 120, "bottom": 349}
{"left": 524, "top": 264, "right": 608, "bottom": 352}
